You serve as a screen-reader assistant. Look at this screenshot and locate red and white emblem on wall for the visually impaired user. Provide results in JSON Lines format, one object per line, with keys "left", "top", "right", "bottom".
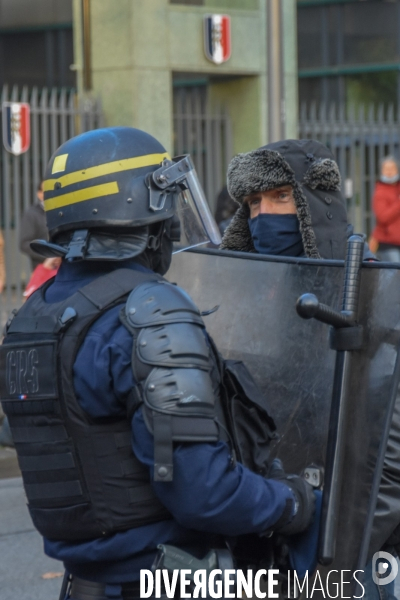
{"left": 2, "top": 102, "right": 30, "bottom": 155}
{"left": 204, "top": 15, "right": 231, "bottom": 65}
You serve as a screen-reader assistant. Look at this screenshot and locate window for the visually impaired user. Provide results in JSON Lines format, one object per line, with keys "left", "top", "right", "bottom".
{"left": 298, "top": 3, "right": 400, "bottom": 70}
{"left": 0, "top": 28, "right": 74, "bottom": 88}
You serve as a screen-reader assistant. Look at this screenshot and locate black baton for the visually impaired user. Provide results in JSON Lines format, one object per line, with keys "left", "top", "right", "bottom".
{"left": 296, "top": 234, "right": 364, "bottom": 565}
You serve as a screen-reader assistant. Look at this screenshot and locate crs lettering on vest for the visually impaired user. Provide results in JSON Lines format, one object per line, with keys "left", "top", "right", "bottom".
{"left": 0, "top": 341, "right": 57, "bottom": 400}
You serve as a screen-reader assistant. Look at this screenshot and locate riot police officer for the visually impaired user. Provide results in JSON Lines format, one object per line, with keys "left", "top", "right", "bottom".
{"left": 0, "top": 128, "right": 316, "bottom": 600}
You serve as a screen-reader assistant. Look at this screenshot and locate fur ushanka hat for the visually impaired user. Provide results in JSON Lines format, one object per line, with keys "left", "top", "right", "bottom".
{"left": 220, "top": 139, "right": 349, "bottom": 260}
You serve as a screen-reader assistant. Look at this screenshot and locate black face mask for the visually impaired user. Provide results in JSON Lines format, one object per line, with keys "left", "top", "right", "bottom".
{"left": 248, "top": 213, "right": 304, "bottom": 257}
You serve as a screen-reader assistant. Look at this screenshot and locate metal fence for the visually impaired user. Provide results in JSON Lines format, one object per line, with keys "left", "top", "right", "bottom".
{"left": 0, "top": 85, "right": 103, "bottom": 324}
{"left": 173, "top": 86, "right": 233, "bottom": 214}
{"left": 299, "top": 102, "right": 400, "bottom": 237}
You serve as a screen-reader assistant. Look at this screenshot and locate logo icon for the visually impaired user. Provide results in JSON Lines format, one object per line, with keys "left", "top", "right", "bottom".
{"left": 204, "top": 15, "right": 231, "bottom": 65}
{"left": 372, "top": 551, "right": 398, "bottom": 586}
{"left": 2, "top": 102, "right": 30, "bottom": 155}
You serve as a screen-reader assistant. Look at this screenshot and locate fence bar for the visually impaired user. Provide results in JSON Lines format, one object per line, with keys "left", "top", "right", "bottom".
{"left": 0, "top": 85, "right": 104, "bottom": 324}
{"left": 173, "top": 85, "right": 232, "bottom": 213}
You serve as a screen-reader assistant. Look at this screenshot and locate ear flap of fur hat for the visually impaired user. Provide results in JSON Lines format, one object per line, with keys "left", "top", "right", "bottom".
{"left": 220, "top": 203, "right": 255, "bottom": 252}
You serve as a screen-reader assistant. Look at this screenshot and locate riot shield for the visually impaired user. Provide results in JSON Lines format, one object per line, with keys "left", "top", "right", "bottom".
{"left": 166, "top": 247, "right": 400, "bottom": 596}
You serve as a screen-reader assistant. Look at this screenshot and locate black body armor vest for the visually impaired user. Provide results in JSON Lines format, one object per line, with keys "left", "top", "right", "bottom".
{"left": 0, "top": 267, "right": 276, "bottom": 543}
{"left": 0, "top": 269, "right": 173, "bottom": 541}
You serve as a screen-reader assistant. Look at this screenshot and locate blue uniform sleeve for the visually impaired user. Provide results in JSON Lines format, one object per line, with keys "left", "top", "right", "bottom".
{"left": 73, "top": 304, "right": 295, "bottom": 537}
{"left": 132, "top": 408, "right": 294, "bottom": 536}
{"left": 73, "top": 305, "right": 136, "bottom": 418}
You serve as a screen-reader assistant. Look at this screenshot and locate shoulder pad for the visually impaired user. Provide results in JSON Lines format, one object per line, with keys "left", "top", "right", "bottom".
{"left": 137, "top": 322, "right": 210, "bottom": 370}
{"left": 144, "top": 367, "right": 216, "bottom": 418}
{"left": 125, "top": 281, "right": 204, "bottom": 328}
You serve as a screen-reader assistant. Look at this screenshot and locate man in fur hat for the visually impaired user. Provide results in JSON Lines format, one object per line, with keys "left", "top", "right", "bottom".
{"left": 221, "top": 138, "right": 363, "bottom": 260}
{"left": 221, "top": 138, "right": 398, "bottom": 599}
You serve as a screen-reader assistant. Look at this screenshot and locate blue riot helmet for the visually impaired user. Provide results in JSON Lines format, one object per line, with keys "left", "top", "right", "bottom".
{"left": 31, "top": 127, "right": 221, "bottom": 267}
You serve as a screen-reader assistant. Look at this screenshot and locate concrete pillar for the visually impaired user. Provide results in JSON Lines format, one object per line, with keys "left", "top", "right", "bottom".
{"left": 73, "top": 0, "right": 298, "bottom": 155}
{"left": 281, "top": 0, "right": 299, "bottom": 139}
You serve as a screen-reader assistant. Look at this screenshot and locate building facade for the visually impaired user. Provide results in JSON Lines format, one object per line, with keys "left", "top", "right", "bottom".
{"left": 0, "top": 0, "right": 299, "bottom": 229}
{"left": 73, "top": 0, "right": 298, "bottom": 156}
{"left": 0, "top": 0, "right": 74, "bottom": 89}
{"left": 297, "top": 0, "right": 400, "bottom": 107}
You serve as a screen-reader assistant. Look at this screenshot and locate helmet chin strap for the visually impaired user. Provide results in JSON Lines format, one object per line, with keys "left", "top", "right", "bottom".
{"left": 65, "top": 230, "right": 90, "bottom": 261}
{"left": 143, "top": 220, "right": 174, "bottom": 275}
{"left": 43, "top": 226, "right": 150, "bottom": 262}
{"left": 33, "top": 222, "right": 172, "bottom": 264}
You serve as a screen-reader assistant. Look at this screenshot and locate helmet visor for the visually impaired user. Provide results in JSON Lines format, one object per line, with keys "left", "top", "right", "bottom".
{"left": 150, "top": 155, "right": 222, "bottom": 253}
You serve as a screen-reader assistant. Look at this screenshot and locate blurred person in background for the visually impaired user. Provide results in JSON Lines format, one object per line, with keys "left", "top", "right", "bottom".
{"left": 19, "top": 180, "right": 60, "bottom": 289}
{"left": 19, "top": 181, "right": 49, "bottom": 271}
{"left": 23, "top": 255, "right": 60, "bottom": 298}
{"left": 371, "top": 156, "right": 400, "bottom": 262}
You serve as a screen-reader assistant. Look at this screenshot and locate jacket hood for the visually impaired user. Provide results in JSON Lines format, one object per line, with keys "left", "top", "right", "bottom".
{"left": 221, "top": 139, "right": 349, "bottom": 260}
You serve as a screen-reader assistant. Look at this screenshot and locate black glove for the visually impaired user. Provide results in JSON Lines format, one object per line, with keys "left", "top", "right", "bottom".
{"left": 268, "top": 458, "right": 316, "bottom": 535}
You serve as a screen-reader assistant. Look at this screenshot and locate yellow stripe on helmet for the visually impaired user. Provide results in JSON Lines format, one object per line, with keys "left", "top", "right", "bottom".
{"left": 44, "top": 182, "right": 119, "bottom": 211}
{"left": 43, "top": 152, "right": 171, "bottom": 192}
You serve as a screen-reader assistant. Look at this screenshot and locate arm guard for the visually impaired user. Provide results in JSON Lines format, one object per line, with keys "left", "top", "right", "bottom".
{"left": 121, "top": 280, "right": 219, "bottom": 482}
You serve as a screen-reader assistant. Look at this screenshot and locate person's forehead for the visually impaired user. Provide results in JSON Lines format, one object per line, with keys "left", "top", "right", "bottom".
{"left": 245, "top": 185, "right": 293, "bottom": 198}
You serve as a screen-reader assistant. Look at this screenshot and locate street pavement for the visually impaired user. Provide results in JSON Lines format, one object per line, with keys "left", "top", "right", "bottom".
{"left": 0, "top": 449, "right": 63, "bottom": 600}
